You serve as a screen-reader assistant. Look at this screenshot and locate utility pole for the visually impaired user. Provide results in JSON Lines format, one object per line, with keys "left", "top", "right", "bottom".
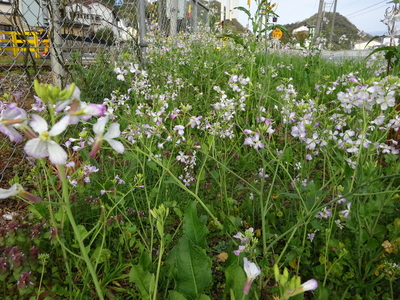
{"left": 315, "top": 0, "right": 324, "bottom": 37}
{"left": 329, "top": 0, "right": 338, "bottom": 47}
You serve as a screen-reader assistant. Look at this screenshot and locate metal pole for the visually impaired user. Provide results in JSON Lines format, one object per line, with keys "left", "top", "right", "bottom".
{"left": 138, "top": 0, "right": 147, "bottom": 62}
{"left": 328, "top": 0, "right": 338, "bottom": 47}
{"left": 315, "top": 0, "right": 324, "bottom": 37}
{"left": 170, "top": 0, "right": 178, "bottom": 36}
{"left": 193, "top": 0, "right": 198, "bottom": 32}
{"left": 220, "top": 0, "right": 224, "bottom": 23}
{"left": 49, "top": 0, "right": 65, "bottom": 87}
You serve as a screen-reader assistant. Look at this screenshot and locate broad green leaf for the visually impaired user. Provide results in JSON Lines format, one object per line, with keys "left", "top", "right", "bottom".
{"left": 168, "top": 290, "right": 187, "bottom": 300}
{"left": 183, "top": 202, "right": 208, "bottom": 248}
{"left": 175, "top": 237, "right": 212, "bottom": 299}
{"left": 129, "top": 264, "right": 155, "bottom": 300}
{"left": 197, "top": 294, "right": 211, "bottom": 300}
{"left": 224, "top": 264, "right": 246, "bottom": 299}
{"left": 139, "top": 251, "right": 152, "bottom": 271}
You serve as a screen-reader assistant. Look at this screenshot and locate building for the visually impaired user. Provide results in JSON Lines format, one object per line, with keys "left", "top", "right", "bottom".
{"left": 0, "top": 0, "right": 13, "bottom": 31}
{"left": 0, "top": 0, "right": 130, "bottom": 41}
{"left": 64, "top": 0, "right": 118, "bottom": 38}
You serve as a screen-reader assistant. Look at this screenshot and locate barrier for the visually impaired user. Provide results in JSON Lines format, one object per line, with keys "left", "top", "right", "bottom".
{"left": 0, "top": 31, "right": 49, "bottom": 58}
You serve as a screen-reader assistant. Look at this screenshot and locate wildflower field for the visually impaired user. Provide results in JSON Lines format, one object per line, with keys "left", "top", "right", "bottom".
{"left": 2, "top": 28, "right": 400, "bottom": 300}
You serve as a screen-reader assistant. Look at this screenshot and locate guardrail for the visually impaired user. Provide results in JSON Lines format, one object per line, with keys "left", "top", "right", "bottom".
{"left": 0, "top": 31, "right": 49, "bottom": 58}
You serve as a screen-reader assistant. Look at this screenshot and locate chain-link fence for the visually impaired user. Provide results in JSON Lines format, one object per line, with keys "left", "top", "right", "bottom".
{"left": 0, "top": 0, "right": 209, "bottom": 186}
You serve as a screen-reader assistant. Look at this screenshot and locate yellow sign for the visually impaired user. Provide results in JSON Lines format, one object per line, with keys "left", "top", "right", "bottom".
{"left": 271, "top": 28, "right": 283, "bottom": 40}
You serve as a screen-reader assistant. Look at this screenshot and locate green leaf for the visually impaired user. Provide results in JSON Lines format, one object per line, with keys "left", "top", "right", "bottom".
{"left": 183, "top": 202, "right": 208, "bottom": 248}
{"left": 76, "top": 224, "right": 89, "bottom": 240}
{"left": 197, "top": 294, "right": 211, "bottom": 300}
{"left": 139, "top": 252, "right": 152, "bottom": 271}
{"left": 365, "top": 46, "right": 396, "bottom": 60}
{"left": 217, "top": 34, "right": 247, "bottom": 49}
{"left": 168, "top": 290, "right": 187, "bottom": 300}
{"left": 129, "top": 264, "right": 155, "bottom": 300}
{"left": 174, "top": 237, "right": 212, "bottom": 299}
{"left": 234, "top": 6, "right": 251, "bottom": 18}
{"left": 224, "top": 263, "right": 246, "bottom": 299}
{"left": 91, "top": 247, "right": 111, "bottom": 264}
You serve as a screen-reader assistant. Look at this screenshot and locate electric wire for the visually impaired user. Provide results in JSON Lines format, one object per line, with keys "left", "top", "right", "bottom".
{"left": 345, "top": 0, "right": 388, "bottom": 18}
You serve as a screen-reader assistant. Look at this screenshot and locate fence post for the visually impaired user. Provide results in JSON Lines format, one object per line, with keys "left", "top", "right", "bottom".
{"left": 49, "top": 0, "right": 65, "bottom": 87}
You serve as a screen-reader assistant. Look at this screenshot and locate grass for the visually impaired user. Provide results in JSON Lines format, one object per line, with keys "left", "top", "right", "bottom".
{"left": 1, "top": 31, "right": 400, "bottom": 300}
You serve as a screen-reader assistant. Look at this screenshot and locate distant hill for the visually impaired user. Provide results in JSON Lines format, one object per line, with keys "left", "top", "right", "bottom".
{"left": 209, "top": 1, "right": 247, "bottom": 33}
{"left": 283, "top": 12, "right": 372, "bottom": 50}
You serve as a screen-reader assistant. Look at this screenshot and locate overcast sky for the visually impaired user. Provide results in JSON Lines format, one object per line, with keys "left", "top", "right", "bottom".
{"left": 235, "top": 0, "right": 394, "bottom": 35}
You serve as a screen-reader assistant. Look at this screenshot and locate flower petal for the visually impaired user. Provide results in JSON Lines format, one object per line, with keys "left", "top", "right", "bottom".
{"left": 24, "top": 138, "right": 48, "bottom": 158}
{"left": 0, "top": 123, "right": 23, "bottom": 143}
{"left": 47, "top": 140, "right": 68, "bottom": 165}
{"left": 106, "top": 139, "right": 124, "bottom": 154}
{"left": 243, "top": 257, "right": 261, "bottom": 280}
{"left": 54, "top": 99, "right": 72, "bottom": 113}
{"left": 301, "top": 279, "right": 318, "bottom": 292}
{"left": 30, "top": 114, "right": 48, "bottom": 133}
{"left": 49, "top": 116, "right": 69, "bottom": 136}
{"left": 3, "top": 105, "right": 27, "bottom": 120}
{"left": 84, "top": 104, "right": 106, "bottom": 116}
{"left": 103, "top": 123, "right": 121, "bottom": 139}
{"left": 93, "top": 116, "right": 108, "bottom": 135}
{"left": 0, "top": 183, "right": 22, "bottom": 199}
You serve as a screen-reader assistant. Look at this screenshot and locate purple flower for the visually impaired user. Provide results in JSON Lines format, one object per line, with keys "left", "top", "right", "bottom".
{"left": 234, "top": 245, "right": 246, "bottom": 256}
{"left": 0, "top": 103, "right": 27, "bottom": 142}
{"left": 307, "top": 233, "right": 316, "bottom": 242}
{"left": 340, "top": 202, "right": 352, "bottom": 218}
{"left": 17, "top": 271, "right": 34, "bottom": 289}
{"left": 244, "top": 133, "right": 265, "bottom": 150}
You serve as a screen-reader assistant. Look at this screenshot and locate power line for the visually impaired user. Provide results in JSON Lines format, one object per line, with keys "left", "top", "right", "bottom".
{"left": 347, "top": 4, "right": 389, "bottom": 20}
{"left": 346, "top": 0, "right": 388, "bottom": 18}
{"left": 340, "top": 0, "right": 364, "bottom": 11}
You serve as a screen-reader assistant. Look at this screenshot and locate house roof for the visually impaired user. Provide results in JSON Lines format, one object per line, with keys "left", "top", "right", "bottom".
{"left": 292, "top": 25, "right": 310, "bottom": 34}
{"left": 66, "top": 0, "right": 113, "bottom": 10}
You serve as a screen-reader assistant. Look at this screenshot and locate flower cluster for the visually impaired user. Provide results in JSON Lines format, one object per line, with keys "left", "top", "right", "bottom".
{"left": 176, "top": 150, "right": 197, "bottom": 186}
{"left": 233, "top": 227, "right": 258, "bottom": 256}
{"left": 0, "top": 82, "right": 125, "bottom": 195}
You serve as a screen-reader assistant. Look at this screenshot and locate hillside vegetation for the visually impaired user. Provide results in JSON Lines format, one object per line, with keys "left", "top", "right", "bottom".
{"left": 283, "top": 12, "right": 373, "bottom": 50}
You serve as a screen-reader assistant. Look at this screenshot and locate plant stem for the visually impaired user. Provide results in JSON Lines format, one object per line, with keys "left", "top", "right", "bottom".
{"left": 58, "top": 165, "right": 104, "bottom": 299}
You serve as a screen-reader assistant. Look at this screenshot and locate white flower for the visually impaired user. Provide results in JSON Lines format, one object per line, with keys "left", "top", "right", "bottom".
{"left": 243, "top": 257, "right": 261, "bottom": 294}
{"left": 173, "top": 125, "right": 185, "bottom": 136}
{"left": 89, "top": 117, "right": 124, "bottom": 158}
{"left": 300, "top": 279, "right": 318, "bottom": 292}
{"left": 0, "top": 183, "right": 42, "bottom": 203}
{"left": 24, "top": 114, "right": 69, "bottom": 165}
